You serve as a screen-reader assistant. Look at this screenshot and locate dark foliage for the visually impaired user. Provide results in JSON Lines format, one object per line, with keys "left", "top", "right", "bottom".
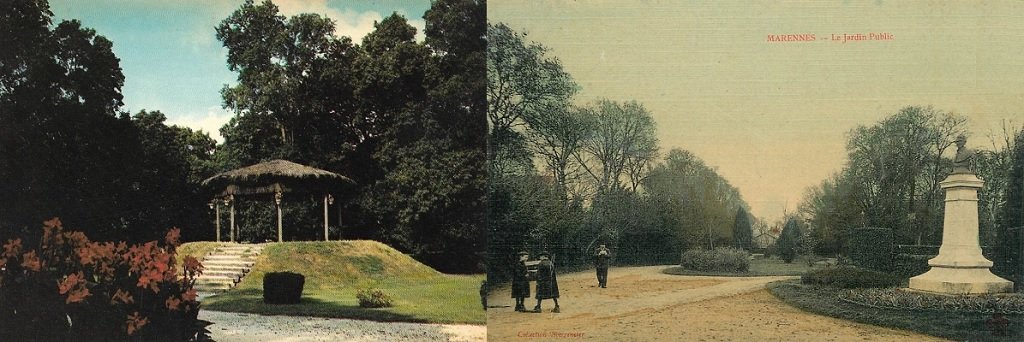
{"left": 800, "top": 267, "right": 903, "bottom": 288}
{"left": 776, "top": 219, "right": 802, "bottom": 263}
{"left": 732, "top": 207, "right": 753, "bottom": 250}
{"left": 0, "top": 1, "right": 218, "bottom": 244}
{"left": 849, "top": 227, "right": 893, "bottom": 271}
{"left": 214, "top": 0, "right": 486, "bottom": 272}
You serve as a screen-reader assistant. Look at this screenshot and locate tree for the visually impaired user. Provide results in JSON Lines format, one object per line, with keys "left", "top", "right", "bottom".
{"left": 574, "top": 99, "right": 658, "bottom": 194}
{"left": 214, "top": 0, "right": 486, "bottom": 271}
{"left": 486, "top": 22, "right": 576, "bottom": 178}
{"left": 842, "top": 106, "right": 966, "bottom": 245}
{"left": 776, "top": 218, "right": 802, "bottom": 263}
{"left": 733, "top": 207, "right": 753, "bottom": 250}
{"left": 644, "top": 149, "right": 748, "bottom": 250}
{"left": 1, "top": 0, "right": 136, "bottom": 240}
{"left": 216, "top": 0, "right": 358, "bottom": 168}
{"left": 524, "top": 104, "right": 590, "bottom": 199}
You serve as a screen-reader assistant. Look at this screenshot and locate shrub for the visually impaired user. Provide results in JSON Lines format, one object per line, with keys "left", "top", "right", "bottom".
{"left": 849, "top": 227, "right": 893, "bottom": 271}
{"left": 0, "top": 218, "right": 209, "bottom": 341}
{"left": 357, "top": 288, "right": 394, "bottom": 308}
{"left": 800, "top": 267, "right": 902, "bottom": 288}
{"left": 893, "top": 253, "right": 933, "bottom": 278}
{"left": 680, "top": 247, "right": 750, "bottom": 273}
{"left": 263, "top": 272, "right": 305, "bottom": 304}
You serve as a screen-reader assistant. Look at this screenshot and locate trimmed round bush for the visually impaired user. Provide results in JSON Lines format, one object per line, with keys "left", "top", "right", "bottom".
{"left": 680, "top": 247, "right": 750, "bottom": 273}
{"left": 801, "top": 267, "right": 902, "bottom": 288}
{"left": 357, "top": 288, "right": 394, "bottom": 308}
{"left": 263, "top": 272, "right": 305, "bottom": 304}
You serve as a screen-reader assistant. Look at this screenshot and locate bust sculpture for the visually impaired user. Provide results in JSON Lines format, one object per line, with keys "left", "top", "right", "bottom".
{"left": 951, "top": 135, "right": 975, "bottom": 174}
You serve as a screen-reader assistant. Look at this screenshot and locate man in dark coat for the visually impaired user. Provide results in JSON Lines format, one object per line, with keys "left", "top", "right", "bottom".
{"left": 594, "top": 244, "right": 611, "bottom": 288}
{"left": 533, "top": 251, "right": 560, "bottom": 313}
{"left": 511, "top": 251, "right": 531, "bottom": 312}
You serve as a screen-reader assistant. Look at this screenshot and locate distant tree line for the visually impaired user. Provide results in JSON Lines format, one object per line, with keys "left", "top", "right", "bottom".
{"left": 486, "top": 23, "right": 753, "bottom": 281}
{"left": 0, "top": 0, "right": 487, "bottom": 273}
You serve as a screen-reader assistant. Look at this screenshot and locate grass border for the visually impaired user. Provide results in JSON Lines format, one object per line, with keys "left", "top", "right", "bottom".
{"left": 662, "top": 257, "right": 823, "bottom": 277}
{"left": 767, "top": 279, "right": 1024, "bottom": 341}
{"left": 661, "top": 266, "right": 808, "bottom": 277}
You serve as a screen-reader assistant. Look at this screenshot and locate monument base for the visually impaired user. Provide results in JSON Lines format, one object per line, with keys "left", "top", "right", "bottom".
{"left": 909, "top": 266, "right": 1013, "bottom": 294}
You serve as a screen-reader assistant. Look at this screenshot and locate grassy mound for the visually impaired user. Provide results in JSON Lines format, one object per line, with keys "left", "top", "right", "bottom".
{"left": 191, "top": 241, "right": 484, "bottom": 324}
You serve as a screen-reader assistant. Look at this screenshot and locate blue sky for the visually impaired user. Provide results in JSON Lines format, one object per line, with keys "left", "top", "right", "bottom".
{"left": 50, "top": 0, "right": 431, "bottom": 142}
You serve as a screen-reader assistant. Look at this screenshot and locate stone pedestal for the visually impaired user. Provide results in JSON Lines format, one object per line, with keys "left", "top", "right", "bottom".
{"left": 909, "top": 173, "right": 1013, "bottom": 294}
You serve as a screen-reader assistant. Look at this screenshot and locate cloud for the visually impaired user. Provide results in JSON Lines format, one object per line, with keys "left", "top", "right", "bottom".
{"left": 166, "top": 106, "right": 234, "bottom": 143}
{"left": 274, "top": 0, "right": 424, "bottom": 42}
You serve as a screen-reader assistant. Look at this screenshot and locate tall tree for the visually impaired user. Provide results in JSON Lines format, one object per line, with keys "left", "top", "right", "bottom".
{"left": 524, "top": 104, "right": 590, "bottom": 199}
{"left": 733, "top": 207, "right": 753, "bottom": 250}
{"left": 486, "top": 22, "right": 576, "bottom": 177}
{"left": 575, "top": 99, "right": 658, "bottom": 194}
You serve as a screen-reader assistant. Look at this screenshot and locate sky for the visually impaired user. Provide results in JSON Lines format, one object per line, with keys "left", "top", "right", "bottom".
{"left": 49, "top": 0, "right": 432, "bottom": 143}
{"left": 490, "top": 0, "right": 1024, "bottom": 223}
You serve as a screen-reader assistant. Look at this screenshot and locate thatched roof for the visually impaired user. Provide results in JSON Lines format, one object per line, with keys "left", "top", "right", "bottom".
{"left": 202, "top": 159, "right": 354, "bottom": 195}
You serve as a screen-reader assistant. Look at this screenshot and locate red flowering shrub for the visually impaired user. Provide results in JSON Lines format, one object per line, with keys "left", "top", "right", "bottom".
{"left": 0, "top": 218, "right": 210, "bottom": 341}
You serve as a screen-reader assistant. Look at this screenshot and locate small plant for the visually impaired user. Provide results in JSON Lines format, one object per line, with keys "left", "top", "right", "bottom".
{"left": 680, "top": 247, "right": 750, "bottom": 273}
{"left": 357, "top": 288, "right": 394, "bottom": 308}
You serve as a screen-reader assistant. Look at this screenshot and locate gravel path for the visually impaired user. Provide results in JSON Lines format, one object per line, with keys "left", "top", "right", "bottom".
{"left": 199, "top": 310, "right": 485, "bottom": 342}
{"left": 487, "top": 265, "right": 944, "bottom": 341}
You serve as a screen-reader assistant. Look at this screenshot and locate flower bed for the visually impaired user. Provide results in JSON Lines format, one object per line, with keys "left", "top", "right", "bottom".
{"left": 839, "top": 288, "right": 1024, "bottom": 314}
{"left": 0, "top": 218, "right": 208, "bottom": 340}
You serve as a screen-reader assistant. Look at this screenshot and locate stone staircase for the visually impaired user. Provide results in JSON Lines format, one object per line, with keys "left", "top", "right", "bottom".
{"left": 194, "top": 244, "right": 263, "bottom": 293}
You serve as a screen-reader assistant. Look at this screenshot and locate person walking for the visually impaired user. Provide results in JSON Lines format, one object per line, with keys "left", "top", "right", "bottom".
{"left": 533, "top": 251, "right": 560, "bottom": 313}
{"left": 511, "top": 251, "right": 531, "bottom": 312}
{"left": 594, "top": 244, "right": 611, "bottom": 288}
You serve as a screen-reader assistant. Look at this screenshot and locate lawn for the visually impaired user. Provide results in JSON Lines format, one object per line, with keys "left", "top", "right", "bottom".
{"left": 662, "top": 256, "right": 824, "bottom": 276}
{"left": 768, "top": 280, "right": 1024, "bottom": 341}
{"left": 187, "top": 241, "right": 485, "bottom": 325}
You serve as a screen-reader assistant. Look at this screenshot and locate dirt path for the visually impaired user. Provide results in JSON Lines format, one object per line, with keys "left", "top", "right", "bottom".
{"left": 199, "top": 310, "right": 485, "bottom": 342}
{"left": 487, "top": 265, "right": 946, "bottom": 341}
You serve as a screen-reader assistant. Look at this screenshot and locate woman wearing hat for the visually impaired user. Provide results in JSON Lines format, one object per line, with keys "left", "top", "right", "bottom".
{"left": 533, "top": 251, "right": 560, "bottom": 313}
{"left": 511, "top": 251, "right": 531, "bottom": 312}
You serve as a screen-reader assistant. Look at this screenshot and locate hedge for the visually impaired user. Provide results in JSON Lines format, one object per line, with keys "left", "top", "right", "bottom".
{"left": 850, "top": 227, "right": 893, "bottom": 271}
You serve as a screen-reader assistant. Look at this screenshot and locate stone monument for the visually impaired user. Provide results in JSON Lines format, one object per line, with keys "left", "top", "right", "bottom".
{"left": 909, "top": 135, "right": 1014, "bottom": 294}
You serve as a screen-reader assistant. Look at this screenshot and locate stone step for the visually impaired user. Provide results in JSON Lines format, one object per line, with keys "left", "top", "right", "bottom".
{"left": 203, "top": 260, "right": 254, "bottom": 267}
{"left": 203, "top": 269, "right": 247, "bottom": 277}
{"left": 199, "top": 274, "right": 240, "bottom": 282}
{"left": 194, "top": 282, "right": 233, "bottom": 291}
{"left": 216, "top": 246, "right": 263, "bottom": 252}
{"left": 204, "top": 254, "right": 257, "bottom": 261}
{"left": 203, "top": 264, "right": 250, "bottom": 271}
{"left": 190, "top": 244, "right": 263, "bottom": 292}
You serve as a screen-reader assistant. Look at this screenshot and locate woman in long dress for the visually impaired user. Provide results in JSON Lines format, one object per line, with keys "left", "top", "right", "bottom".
{"left": 511, "top": 251, "right": 531, "bottom": 312}
{"left": 533, "top": 251, "right": 560, "bottom": 313}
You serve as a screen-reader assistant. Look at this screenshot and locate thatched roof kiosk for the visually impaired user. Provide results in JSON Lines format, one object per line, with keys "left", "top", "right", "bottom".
{"left": 202, "top": 159, "right": 355, "bottom": 243}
